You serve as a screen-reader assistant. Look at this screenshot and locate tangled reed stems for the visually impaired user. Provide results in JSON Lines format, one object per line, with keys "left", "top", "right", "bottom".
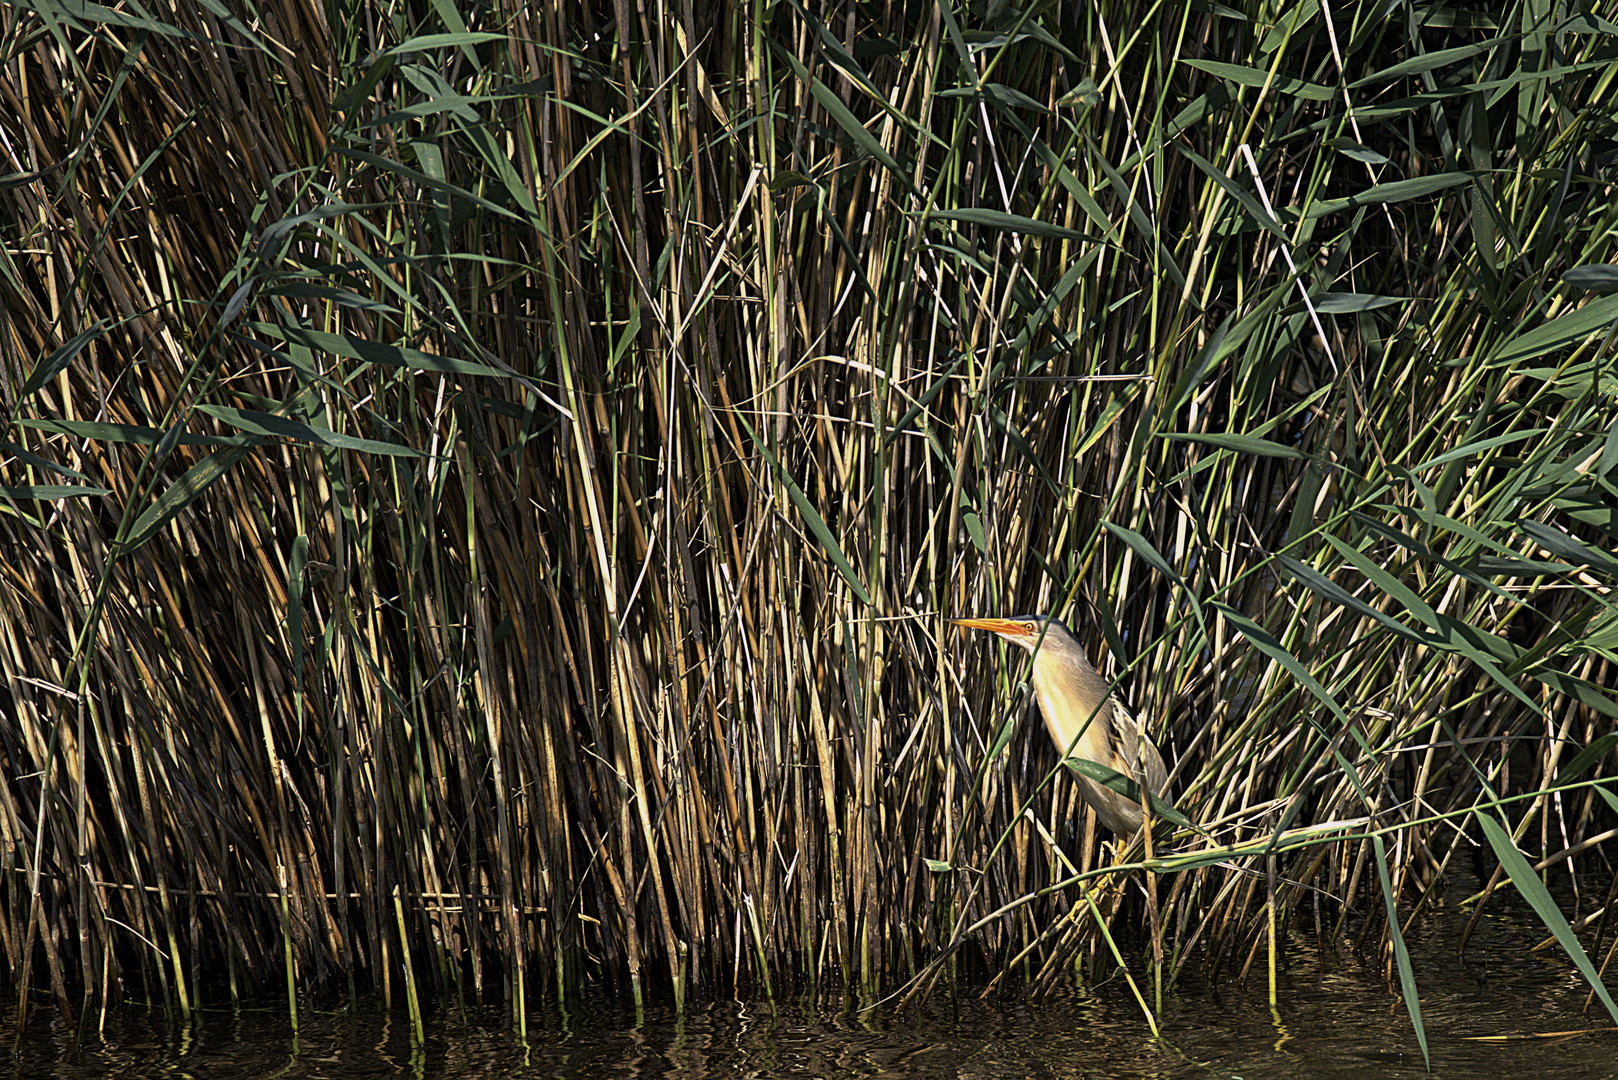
{"left": 2, "top": 0, "right": 1615, "bottom": 1051}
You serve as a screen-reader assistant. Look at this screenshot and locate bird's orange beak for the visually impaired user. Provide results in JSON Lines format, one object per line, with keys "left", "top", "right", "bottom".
{"left": 951, "top": 617, "right": 1029, "bottom": 640}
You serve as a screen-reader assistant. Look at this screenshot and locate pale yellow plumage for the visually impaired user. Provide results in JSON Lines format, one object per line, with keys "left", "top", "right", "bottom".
{"left": 955, "top": 614, "right": 1168, "bottom": 835}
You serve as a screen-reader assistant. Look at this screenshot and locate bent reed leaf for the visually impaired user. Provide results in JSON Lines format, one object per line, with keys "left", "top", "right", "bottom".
{"left": 117, "top": 446, "right": 251, "bottom": 555}
{"left": 18, "top": 319, "right": 110, "bottom": 399}
{"left": 1307, "top": 172, "right": 1474, "bottom": 217}
{"left": 196, "top": 404, "right": 420, "bottom": 457}
{"left": 1476, "top": 813, "right": 1618, "bottom": 1023}
{"left": 928, "top": 207, "right": 1094, "bottom": 241}
{"left": 1180, "top": 58, "right": 1334, "bottom": 100}
{"left": 1061, "top": 757, "right": 1194, "bottom": 831}
{"left": 1, "top": 484, "right": 112, "bottom": 500}
{"left": 1374, "top": 834, "right": 1430, "bottom": 1070}
{"left": 1486, "top": 293, "right": 1618, "bottom": 367}
{"left": 1162, "top": 432, "right": 1306, "bottom": 458}
{"left": 1557, "top": 734, "right": 1618, "bottom": 782}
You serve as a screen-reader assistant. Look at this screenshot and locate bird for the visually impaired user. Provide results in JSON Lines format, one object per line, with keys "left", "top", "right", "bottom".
{"left": 953, "top": 614, "right": 1169, "bottom": 836}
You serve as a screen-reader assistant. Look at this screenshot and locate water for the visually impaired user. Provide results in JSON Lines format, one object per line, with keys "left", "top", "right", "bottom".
{"left": 13, "top": 969, "right": 1610, "bottom": 1079}
{"left": 15, "top": 893, "right": 1615, "bottom": 1078}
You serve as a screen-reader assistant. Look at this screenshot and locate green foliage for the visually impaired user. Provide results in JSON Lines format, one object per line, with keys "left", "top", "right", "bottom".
{"left": 1, "top": 0, "right": 1616, "bottom": 1045}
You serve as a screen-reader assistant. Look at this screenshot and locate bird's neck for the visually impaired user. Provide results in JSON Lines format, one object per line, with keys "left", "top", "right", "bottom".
{"left": 1030, "top": 651, "right": 1115, "bottom": 762}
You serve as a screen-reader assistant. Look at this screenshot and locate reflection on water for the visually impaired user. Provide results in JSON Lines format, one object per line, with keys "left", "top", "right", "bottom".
{"left": 16, "top": 887, "right": 1615, "bottom": 1079}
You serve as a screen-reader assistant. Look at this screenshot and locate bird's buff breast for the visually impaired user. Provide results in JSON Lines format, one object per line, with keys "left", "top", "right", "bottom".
{"left": 1029, "top": 652, "right": 1119, "bottom": 769}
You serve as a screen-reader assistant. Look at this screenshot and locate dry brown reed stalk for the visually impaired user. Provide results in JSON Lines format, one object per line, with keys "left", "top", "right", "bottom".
{"left": 1, "top": 0, "right": 1616, "bottom": 1053}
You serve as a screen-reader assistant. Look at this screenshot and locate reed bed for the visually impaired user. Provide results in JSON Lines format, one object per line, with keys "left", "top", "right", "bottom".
{"left": 2, "top": 0, "right": 1616, "bottom": 1054}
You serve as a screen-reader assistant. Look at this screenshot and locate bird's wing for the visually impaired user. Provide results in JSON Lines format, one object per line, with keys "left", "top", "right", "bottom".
{"left": 1113, "top": 701, "right": 1168, "bottom": 794}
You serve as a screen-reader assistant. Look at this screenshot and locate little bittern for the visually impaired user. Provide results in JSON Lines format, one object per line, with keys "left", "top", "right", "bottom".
{"left": 955, "top": 615, "right": 1168, "bottom": 836}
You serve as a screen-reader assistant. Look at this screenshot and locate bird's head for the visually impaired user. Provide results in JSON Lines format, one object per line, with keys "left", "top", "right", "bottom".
{"left": 951, "top": 614, "right": 1076, "bottom": 655}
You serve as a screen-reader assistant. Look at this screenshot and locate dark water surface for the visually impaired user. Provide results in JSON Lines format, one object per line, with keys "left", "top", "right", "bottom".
{"left": 16, "top": 899, "right": 1616, "bottom": 1078}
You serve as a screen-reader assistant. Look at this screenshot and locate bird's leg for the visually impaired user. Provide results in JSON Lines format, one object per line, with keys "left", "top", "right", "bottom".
{"left": 1090, "top": 840, "right": 1131, "bottom": 918}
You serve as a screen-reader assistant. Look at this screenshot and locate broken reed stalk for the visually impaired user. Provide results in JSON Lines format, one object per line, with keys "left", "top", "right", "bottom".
{"left": 393, "top": 885, "right": 425, "bottom": 1051}
{"left": 0, "top": 0, "right": 1615, "bottom": 1043}
{"left": 281, "top": 864, "right": 296, "bottom": 1037}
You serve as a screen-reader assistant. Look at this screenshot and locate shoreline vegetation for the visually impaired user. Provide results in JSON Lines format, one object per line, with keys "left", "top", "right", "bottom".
{"left": 2, "top": 0, "right": 1616, "bottom": 1055}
